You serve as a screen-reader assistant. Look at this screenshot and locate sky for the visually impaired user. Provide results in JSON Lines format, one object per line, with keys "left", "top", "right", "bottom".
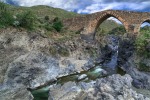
{"left": 1, "top": 0, "right": 150, "bottom": 14}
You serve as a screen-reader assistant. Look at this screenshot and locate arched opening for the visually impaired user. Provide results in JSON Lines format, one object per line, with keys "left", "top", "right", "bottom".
{"left": 140, "top": 20, "right": 150, "bottom": 33}
{"left": 95, "top": 14, "right": 126, "bottom": 39}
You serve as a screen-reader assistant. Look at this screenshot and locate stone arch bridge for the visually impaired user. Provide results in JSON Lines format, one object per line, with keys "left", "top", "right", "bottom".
{"left": 63, "top": 10, "right": 150, "bottom": 40}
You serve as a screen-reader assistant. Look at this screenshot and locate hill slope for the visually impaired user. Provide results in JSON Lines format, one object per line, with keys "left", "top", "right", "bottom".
{"left": 8, "top": 4, "right": 79, "bottom": 20}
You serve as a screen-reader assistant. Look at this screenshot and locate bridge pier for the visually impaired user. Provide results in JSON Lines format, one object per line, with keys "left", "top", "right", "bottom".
{"left": 125, "top": 24, "right": 140, "bottom": 37}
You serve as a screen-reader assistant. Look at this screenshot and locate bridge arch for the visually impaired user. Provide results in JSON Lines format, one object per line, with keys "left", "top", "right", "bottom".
{"left": 136, "top": 19, "right": 150, "bottom": 33}
{"left": 95, "top": 12, "right": 127, "bottom": 32}
{"left": 87, "top": 12, "right": 129, "bottom": 39}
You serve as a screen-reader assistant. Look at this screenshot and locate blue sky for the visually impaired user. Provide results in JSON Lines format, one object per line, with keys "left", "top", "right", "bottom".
{"left": 1, "top": 0, "right": 150, "bottom": 14}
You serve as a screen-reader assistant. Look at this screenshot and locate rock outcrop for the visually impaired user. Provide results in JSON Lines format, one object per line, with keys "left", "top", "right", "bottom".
{"left": 86, "top": 74, "right": 149, "bottom": 100}
{"left": 48, "top": 74, "right": 150, "bottom": 100}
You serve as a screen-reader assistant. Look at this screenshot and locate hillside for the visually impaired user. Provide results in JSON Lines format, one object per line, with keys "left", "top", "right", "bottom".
{"left": 8, "top": 4, "right": 79, "bottom": 20}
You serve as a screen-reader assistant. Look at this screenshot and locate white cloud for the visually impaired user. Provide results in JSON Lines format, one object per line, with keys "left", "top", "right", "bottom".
{"left": 2, "top": 0, "right": 93, "bottom": 12}
{"left": 1, "top": 0, "right": 150, "bottom": 14}
{"left": 108, "top": 17, "right": 122, "bottom": 24}
{"left": 77, "top": 2, "right": 150, "bottom": 14}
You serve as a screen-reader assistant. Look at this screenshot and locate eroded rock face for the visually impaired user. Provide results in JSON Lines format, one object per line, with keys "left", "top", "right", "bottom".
{"left": 115, "top": 36, "right": 150, "bottom": 90}
{"left": 0, "top": 29, "right": 51, "bottom": 83}
{"left": 0, "top": 29, "right": 93, "bottom": 89}
{"left": 4, "top": 51, "right": 61, "bottom": 89}
{"left": 0, "top": 83, "right": 33, "bottom": 100}
{"left": 2, "top": 50, "right": 92, "bottom": 89}
{"left": 0, "top": 28, "right": 96, "bottom": 83}
{"left": 122, "top": 59, "right": 150, "bottom": 90}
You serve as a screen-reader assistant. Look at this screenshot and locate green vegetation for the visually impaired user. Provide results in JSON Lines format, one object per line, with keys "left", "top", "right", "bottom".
{"left": 0, "top": 2, "right": 78, "bottom": 31}
{"left": 10, "top": 5, "right": 78, "bottom": 20}
{"left": 52, "top": 17, "right": 63, "bottom": 32}
{"left": 135, "top": 26, "right": 150, "bottom": 58}
{"left": 96, "top": 20, "right": 125, "bottom": 37}
{"left": 15, "top": 11, "right": 37, "bottom": 30}
{"left": 135, "top": 25, "right": 150, "bottom": 72}
{"left": 0, "top": 2, "right": 14, "bottom": 28}
{"left": 107, "top": 26, "right": 126, "bottom": 35}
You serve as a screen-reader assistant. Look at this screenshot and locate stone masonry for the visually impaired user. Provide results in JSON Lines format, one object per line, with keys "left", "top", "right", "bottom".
{"left": 63, "top": 10, "right": 150, "bottom": 40}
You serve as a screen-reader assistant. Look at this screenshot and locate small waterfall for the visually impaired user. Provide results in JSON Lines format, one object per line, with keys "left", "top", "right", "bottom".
{"left": 102, "top": 35, "right": 119, "bottom": 74}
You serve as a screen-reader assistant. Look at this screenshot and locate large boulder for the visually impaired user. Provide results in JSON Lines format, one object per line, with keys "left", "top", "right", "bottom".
{"left": 4, "top": 51, "right": 60, "bottom": 89}
{"left": 49, "top": 82, "right": 81, "bottom": 100}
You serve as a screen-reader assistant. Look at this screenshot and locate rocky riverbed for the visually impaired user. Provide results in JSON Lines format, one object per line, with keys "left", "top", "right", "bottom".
{"left": 0, "top": 28, "right": 150, "bottom": 100}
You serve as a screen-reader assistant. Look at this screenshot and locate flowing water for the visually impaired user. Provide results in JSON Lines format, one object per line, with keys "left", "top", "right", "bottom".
{"left": 30, "top": 35, "right": 126, "bottom": 100}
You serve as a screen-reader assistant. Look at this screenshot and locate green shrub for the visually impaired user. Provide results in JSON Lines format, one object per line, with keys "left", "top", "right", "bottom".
{"left": 135, "top": 28, "right": 150, "bottom": 58}
{"left": 44, "top": 16, "right": 49, "bottom": 21}
{"left": 0, "top": 2, "right": 14, "bottom": 28}
{"left": 108, "top": 26, "right": 126, "bottom": 35}
{"left": 16, "top": 11, "right": 37, "bottom": 30}
{"left": 45, "top": 24, "right": 53, "bottom": 31}
{"left": 52, "top": 17, "right": 63, "bottom": 32}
